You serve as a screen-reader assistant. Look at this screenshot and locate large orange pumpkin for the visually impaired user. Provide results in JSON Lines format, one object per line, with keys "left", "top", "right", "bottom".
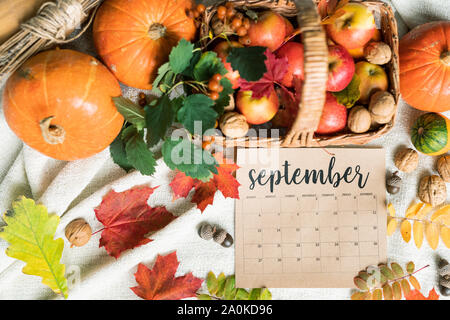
{"left": 399, "top": 21, "right": 450, "bottom": 112}
{"left": 93, "top": 0, "right": 197, "bottom": 90}
{"left": 3, "top": 49, "right": 124, "bottom": 161}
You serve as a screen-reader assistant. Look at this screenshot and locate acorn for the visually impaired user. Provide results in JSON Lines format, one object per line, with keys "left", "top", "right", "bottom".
{"left": 199, "top": 224, "right": 215, "bottom": 241}
{"left": 386, "top": 171, "right": 401, "bottom": 194}
{"left": 438, "top": 258, "right": 450, "bottom": 296}
{"left": 213, "top": 229, "right": 234, "bottom": 248}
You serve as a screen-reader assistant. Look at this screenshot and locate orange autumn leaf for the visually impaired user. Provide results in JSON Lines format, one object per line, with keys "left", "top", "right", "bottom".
{"left": 95, "top": 186, "right": 176, "bottom": 258}
{"left": 405, "top": 288, "right": 440, "bottom": 300}
{"left": 169, "top": 153, "right": 240, "bottom": 213}
{"left": 131, "top": 252, "right": 203, "bottom": 300}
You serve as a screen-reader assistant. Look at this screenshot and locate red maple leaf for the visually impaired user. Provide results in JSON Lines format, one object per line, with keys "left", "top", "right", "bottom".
{"left": 131, "top": 252, "right": 203, "bottom": 300}
{"left": 169, "top": 153, "right": 240, "bottom": 213}
{"left": 405, "top": 288, "right": 440, "bottom": 300}
{"left": 95, "top": 186, "right": 177, "bottom": 258}
{"left": 239, "top": 49, "right": 289, "bottom": 99}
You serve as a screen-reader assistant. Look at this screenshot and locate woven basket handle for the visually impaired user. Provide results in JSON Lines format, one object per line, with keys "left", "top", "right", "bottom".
{"left": 282, "top": 0, "right": 328, "bottom": 147}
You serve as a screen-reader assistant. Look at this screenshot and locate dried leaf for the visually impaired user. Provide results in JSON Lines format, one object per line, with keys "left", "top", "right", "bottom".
{"left": 95, "top": 186, "right": 177, "bottom": 258}
{"left": 440, "top": 226, "right": 450, "bottom": 248}
{"left": 358, "top": 271, "right": 370, "bottom": 281}
{"left": 131, "top": 252, "right": 203, "bottom": 300}
{"left": 409, "top": 275, "right": 421, "bottom": 291}
{"left": 206, "top": 271, "right": 218, "bottom": 295}
{"left": 413, "top": 221, "right": 424, "bottom": 248}
{"left": 387, "top": 217, "right": 398, "bottom": 236}
{"left": 382, "top": 284, "right": 393, "bottom": 300}
{"left": 392, "top": 281, "right": 402, "bottom": 300}
{"left": 406, "top": 202, "right": 424, "bottom": 218}
{"left": 425, "top": 222, "right": 440, "bottom": 250}
{"left": 431, "top": 205, "right": 450, "bottom": 221}
{"left": 391, "top": 262, "right": 404, "bottom": 277}
{"left": 354, "top": 277, "right": 369, "bottom": 291}
{"left": 416, "top": 203, "right": 433, "bottom": 219}
{"left": 380, "top": 266, "right": 395, "bottom": 280}
{"left": 400, "top": 219, "right": 412, "bottom": 242}
{"left": 372, "top": 289, "right": 382, "bottom": 300}
{"left": 387, "top": 203, "right": 396, "bottom": 217}
{"left": 401, "top": 279, "right": 411, "bottom": 296}
{"left": 406, "top": 261, "right": 415, "bottom": 274}
{"left": 405, "top": 288, "right": 439, "bottom": 300}
{"left": 351, "top": 291, "right": 370, "bottom": 300}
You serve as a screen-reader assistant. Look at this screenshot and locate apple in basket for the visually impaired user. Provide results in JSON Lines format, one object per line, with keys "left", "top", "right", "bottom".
{"left": 316, "top": 92, "right": 348, "bottom": 135}
{"left": 213, "top": 41, "right": 243, "bottom": 89}
{"left": 327, "top": 45, "right": 355, "bottom": 92}
{"left": 236, "top": 90, "right": 279, "bottom": 125}
{"left": 276, "top": 42, "right": 304, "bottom": 88}
{"left": 355, "top": 61, "right": 388, "bottom": 104}
{"left": 247, "top": 11, "right": 286, "bottom": 52}
{"left": 325, "top": 2, "right": 376, "bottom": 50}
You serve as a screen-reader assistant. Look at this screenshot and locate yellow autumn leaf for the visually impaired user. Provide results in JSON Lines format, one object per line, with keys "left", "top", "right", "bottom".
{"left": 387, "top": 203, "right": 396, "bottom": 217}
{"left": 387, "top": 217, "right": 398, "bottom": 236}
{"left": 409, "top": 275, "right": 421, "bottom": 291}
{"left": 441, "top": 226, "right": 450, "bottom": 249}
{"left": 431, "top": 205, "right": 450, "bottom": 221}
{"left": 425, "top": 222, "right": 440, "bottom": 250}
{"left": 413, "top": 221, "right": 424, "bottom": 248}
{"left": 400, "top": 219, "right": 412, "bottom": 242}
{"left": 0, "top": 197, "right": 68, "bottom": 298}
{"left": 416, "top": 203, "right": 433, "bottom": 219}
{"left": 406, "top": 202, "right": 424, "bottom": 218}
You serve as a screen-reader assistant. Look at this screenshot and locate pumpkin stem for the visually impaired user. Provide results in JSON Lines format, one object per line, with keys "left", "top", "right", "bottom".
{"left": 148, "top": 23, "right": 166, "bottom": 40}
{"left": 40, "top": 116, "right": 65, "bottom": 145}
{"left": 441, "top": 51, "right": 450, "bottom": 66}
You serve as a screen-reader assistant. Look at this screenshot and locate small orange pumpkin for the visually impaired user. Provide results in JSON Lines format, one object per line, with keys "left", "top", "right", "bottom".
{"left": 93, "top": 0, "right": 197, "bottom": 90}
{"left": 3, "top": 49, "right": 124, "bottom": 161}
{"left": 399, "top": 21, "right": 450, "bottom": 112}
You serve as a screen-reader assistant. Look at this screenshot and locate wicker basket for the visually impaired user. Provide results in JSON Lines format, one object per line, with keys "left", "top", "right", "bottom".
{"left": 201, "top": 0, "right": 399, "bottom": 148}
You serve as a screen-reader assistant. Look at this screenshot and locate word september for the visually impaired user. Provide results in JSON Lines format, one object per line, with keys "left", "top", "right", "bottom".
{"left": 249, "top": 157, "right": 370, "bottom": 192}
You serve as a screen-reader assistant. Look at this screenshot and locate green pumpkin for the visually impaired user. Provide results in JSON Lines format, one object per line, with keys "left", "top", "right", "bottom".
{"left": 411, "top": 113, "right": 450, "bottom": 156}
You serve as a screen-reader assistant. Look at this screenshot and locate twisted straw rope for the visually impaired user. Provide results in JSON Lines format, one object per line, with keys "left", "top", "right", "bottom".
{"left": 0, "top": 0, "right": 101, "bottom": 80}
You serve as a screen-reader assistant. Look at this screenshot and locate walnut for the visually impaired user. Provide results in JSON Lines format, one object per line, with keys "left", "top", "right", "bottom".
{"left": 347, "top": 106, "right": 371, "bottom": 133}
{"left": 437, "top": 155, "right": 450, "bottom": 183}
{"left": 65, "top": 218, "right": 92, "bottom": 247}
{"left": 219, "top": 112, "right": 249, "bottom": 138}
{"left": 418, "top": 175, "right": 447, "bottom": 206}
{"left": 369, "top": 91, "right": 396, "bottom": 124}
{"left": 364, "top": 41, "right": 392, "bottom": 65}
{"left": 394, "top": 148, "right": 419, "bottom": 173}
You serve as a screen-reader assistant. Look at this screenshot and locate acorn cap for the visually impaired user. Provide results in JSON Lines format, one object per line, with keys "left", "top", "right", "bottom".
{"left": 213, "top": 229, "right": 227, "bottom": 244}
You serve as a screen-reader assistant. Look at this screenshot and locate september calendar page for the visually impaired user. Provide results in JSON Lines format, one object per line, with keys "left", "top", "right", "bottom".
{"left": 235, "top": 148, "right": 387, "bottom": 288}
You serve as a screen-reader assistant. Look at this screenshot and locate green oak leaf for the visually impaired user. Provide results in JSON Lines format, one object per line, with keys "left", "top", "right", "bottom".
{"left": 177, "top": 94, "right": 217, "bottom": 135}
{"left": 113, "top": 97, "right": 146, "bottom": 131}
{"left": 332, "top": 74, "right": 361, "bottom": 108}
{"left": 227, "top": 46, "right": 267, "bottom": 81}
{"left": 193, "top": 51, "right": 228, "bottom": 82}
{"left": 162, "top": 138, "right": 218, "bottom": 181}
{"left": 145, "top": 95, "right": 176, "bottom": 147}
{"left": 169, "top": 39, "right": 195, "bottom": 74}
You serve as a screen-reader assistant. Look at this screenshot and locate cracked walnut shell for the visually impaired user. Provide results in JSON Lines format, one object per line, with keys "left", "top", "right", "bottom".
{"left": 437, "top": 155, "right": 450, "bottom": 182}
{"left": 65, "top": 218, "right": 92, "bottom": 247}
{"left": 394, "top": 148, "right": 419, "bottom": 173}
{"left": 418, "top": 175, "right": 447, "bottom": 206}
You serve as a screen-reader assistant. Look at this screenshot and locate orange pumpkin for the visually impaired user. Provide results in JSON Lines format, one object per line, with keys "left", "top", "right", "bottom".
{"left": 399, "top": 21, "right": 450, "bottom": 112}
{"left": 93, "top": 0, "right": 197, "bottom": 90}
{"left": 3, "top": 49, "right": 124, "bottom": 161}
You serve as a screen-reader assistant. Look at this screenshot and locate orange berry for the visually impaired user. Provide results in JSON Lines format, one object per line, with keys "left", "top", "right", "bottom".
{"left": 196, "top": 4, "right": 206, "bottom": 14}
{"left": 226, "top": 8, "right": 236, "bottom": 19}
{"left": 225, "top": 2, "right": 234, "bottom": 9}
{"left": 231, "top": 17, "right": 242, "bottom": 29}
{"left": 239, "top": 35, "right": 251, "bottom": 46}
{"left": 235, "top": 12, "right": 244, "bottom": 20}
{"left": 212, "top": 73, "right": 222, "bottom": 82}
{"left": 209, "top": 92, "right": 220, "bottom": 100}
{"left": 217, "top": 6, "right": 227, "bottom": 17}
{"left": 193, "top": 10, "right": 200, "bottom": 18}
{"left": 208, "top": 79, "right": 220, "bottom": 92}
{"left": 217, "top": 85, "right": 224, "bottom": 93}
{"left": 243, "top": 18, "right": 250, "bottom": 29}
{"left": 236, "top": 26, "right": 247, "bottom": 37}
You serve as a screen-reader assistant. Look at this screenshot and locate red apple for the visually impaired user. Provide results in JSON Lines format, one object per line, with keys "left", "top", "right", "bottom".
{"left": 213, "top": 41, "right": 243, "bottom": 89}
{"left": 325, "top": 3, "right": 376, "bottom": 50}
{"left": 248, "top": 11, "right": 286, "bottom": 52}
{"left": 276, "top": 42, "right": 304, "bottom": 88}
{"left": 316, "top": 92, "right": 347, "bottom": 134}
{"left": 236, "top": 90, "right": 279, "bottom": 125}
{"left": 355, "top": 61, "right": 388, "bottom": 103}
{"left": 284, "top": 17, "right": 294, "bottom": 37}
{"left": 327, "top": 45, "right": 355, "bottom": 92}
